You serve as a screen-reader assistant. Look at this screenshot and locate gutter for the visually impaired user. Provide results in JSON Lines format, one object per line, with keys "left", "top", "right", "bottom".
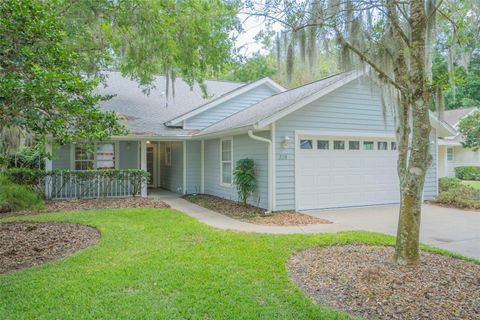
{"left": 248, "top": 130, "right": 274, "bottom": 213}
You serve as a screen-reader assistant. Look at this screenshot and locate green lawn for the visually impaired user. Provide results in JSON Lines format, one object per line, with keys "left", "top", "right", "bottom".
{"left": 463, "top": 180, "right": 480, "bottom": 189}
{"left": 0, "top": 208, "right": 471, "bottom": 319}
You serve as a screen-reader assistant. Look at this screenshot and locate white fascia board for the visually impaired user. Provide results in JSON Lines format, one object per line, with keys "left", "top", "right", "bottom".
{"left": 253, "top": 72, "right": 363, "bottom": 129}
{"left": 437, "top": 139, "right": 462, "bottom": 146}
{"left": 192, "top": 124, "right": 272, "bottom": 140}
{"left": 453, "top": 107, "right": 479, "bottom": 128}
{"left": 110, "top": 135, "right": 193, "bottom": 141}
{"left": 429, "top": 112, "right": 457, "bottom": 137}
{"left": 296, "top": 130, "right": 396, "bottom": 138}
{"left": 165, "top": 78, "right": 285, "bottom": 126}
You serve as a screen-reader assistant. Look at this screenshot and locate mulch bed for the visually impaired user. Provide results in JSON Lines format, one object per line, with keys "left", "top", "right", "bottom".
{"left": 0, "top": 222, "right": 100, "bottom": 274}
{"left": 288, "top": 245, "right": 480, "bottom": 320}
{"left": 1, "top": 197, "right": 169, "bottom": 219}
{"left": 183, "top": 194, "right": 331, "bottom": 225}
{"left": 247, "top": 212, "right": 331, "bottom": 226}
{"left": 427, "top": 201, "right": 480, "bottom": 212}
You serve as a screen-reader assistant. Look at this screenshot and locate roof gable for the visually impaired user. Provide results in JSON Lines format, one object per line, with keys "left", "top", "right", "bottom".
{"left": 442, "top": 107, "right": 478, "bottom": 128}
{"left": 196, "top": 71, "right": 456, "bottom": 138}
{"left": 164, "top": 77, "right": 285, "bottom": 127}
{"left": 96, "top": 71, "right": 243, "bottom": 136}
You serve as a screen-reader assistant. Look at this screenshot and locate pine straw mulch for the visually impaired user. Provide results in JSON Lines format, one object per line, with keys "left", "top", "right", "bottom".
{"left": 246, "top": 212, "right": 331, "bottom": 226}
{"left": 1, "top": 197, "right": 169, "bottom": 219}
{"left": 183, "top": 194, "right": 331, "bottom": 226}
{"left": 288, "top": 245, "right": 480, "bottom": 320}
{"left": 0, "top": 222, "right": 100, "bottom": 274}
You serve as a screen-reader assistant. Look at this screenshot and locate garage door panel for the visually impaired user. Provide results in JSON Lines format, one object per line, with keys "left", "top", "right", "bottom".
{"left": 297, "top": 136, "right": 400, "bottom": 210}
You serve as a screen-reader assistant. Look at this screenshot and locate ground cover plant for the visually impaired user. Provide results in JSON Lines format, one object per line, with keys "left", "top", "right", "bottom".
{"left": 0, "top": 176, "right": 44, "bottom": 213}
{"left": 1, "top": 208, "right": 478, "bottom": 319}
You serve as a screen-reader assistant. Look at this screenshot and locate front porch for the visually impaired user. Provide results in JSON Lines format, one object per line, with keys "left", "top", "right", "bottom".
{"left": 49, "top": 138, "right": 202, "bottom": 199}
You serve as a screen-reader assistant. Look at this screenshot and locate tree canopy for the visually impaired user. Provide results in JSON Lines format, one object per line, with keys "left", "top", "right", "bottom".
{"left": 0, "top": 0, "right": 126, "bottom": 149}
{"left": 1, "top": 0, "right": 240, "bottom": 159}
{"left": 459, "top": 112, "right": 480, "bottom": 151}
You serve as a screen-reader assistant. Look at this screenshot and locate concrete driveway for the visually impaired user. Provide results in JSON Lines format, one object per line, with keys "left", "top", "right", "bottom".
{"left": 304, "top": 204, "right": 480, "bottom": 260}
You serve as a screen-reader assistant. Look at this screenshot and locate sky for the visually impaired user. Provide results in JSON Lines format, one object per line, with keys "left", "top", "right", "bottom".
{"left": 235, "top": 13, "right": 282, "bottom": 56}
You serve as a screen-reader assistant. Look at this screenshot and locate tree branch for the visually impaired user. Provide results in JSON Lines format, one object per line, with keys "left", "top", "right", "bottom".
{"left": 336, "top": 32, "right": 405, "bottom": 92}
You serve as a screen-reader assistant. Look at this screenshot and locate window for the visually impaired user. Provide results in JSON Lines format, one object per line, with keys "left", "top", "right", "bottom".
{"left": 317, "top": 140, "right": 329, "bottom": 150}
{"left": 333, "top": 140, "right": 345, "bottom": 150}
{"left": 377, "top": 141, "right": 388, "bottom": 150}
{"left": 74, "top": 144, "right": 94, "bottom": 170}
{"left": 391, "top": 142, "right": 397, "bottom": 150}
{"left": 221, "top": 139, "right": 232, "bottom": 185}
{"left": 447, "top": 148, "right": 454, "bottom": 161}
{"left": 363, "top": 141, "right": 374, "bottom": 150}
{"left": 349, "top": 141, "right": 360, "bottom": 150}
{"left": 74, "top": 143, "right": 117, "bottom": 170}
{"left": 300, "top": 139, "right": 313, "bottom": 149}
{"left": 96, "top": 143, "right": 116, "bottom": 169}
{"left": 165, "top": 144, "right": 172, "bottom": 166}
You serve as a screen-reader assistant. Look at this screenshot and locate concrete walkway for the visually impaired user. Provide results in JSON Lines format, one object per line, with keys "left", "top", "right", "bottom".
{"left": 159, "top": 193, "right": 350, "bottom": 234}
{"left": 152, "top": 189, "right": 480, "bottom": 260}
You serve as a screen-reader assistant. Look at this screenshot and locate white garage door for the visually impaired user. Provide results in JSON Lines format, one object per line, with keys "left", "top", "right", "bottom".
{"left": 297, "top": 136, "right": 400, "bottom": 210}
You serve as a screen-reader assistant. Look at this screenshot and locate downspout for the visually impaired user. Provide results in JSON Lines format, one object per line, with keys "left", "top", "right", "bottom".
{"left": 248, "top": 130, "right": 273, "bottom": 213}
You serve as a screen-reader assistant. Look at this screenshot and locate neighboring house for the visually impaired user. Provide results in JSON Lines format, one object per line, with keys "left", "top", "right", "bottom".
{"left": 438, "top": 107, "right": 480, "bottom": 178}
{"left": 49, "top": 71, "right": 455, "bottom": 211}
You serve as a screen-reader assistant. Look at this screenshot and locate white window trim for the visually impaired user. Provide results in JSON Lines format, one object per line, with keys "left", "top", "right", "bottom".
{"left": 447, "top": 147, "right": 454, "bottom": 161}
{"left": 165, "top": 143, "right": 172, "bottom": 167}
{"left": 71, "top": 141, "right": 119, "bottom": 170}
{"left": 220, "top": 137, "right": 233, "bottom": 187}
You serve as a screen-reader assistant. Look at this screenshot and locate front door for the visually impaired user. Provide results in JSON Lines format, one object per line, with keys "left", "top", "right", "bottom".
{"left": 146, "top": 143, "right": 157, "bottom": 187}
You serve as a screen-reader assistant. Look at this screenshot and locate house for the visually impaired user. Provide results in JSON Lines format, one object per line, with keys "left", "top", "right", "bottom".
{"left": 49, "top": 71, "right": 456, "bottom": 211}
{"left": 437, "top": 107, "right": 480, "bottom": 177}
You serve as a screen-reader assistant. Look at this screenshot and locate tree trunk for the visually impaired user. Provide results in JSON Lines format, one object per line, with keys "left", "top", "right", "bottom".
{"left": 392, "top": 0, "right": 432, "bottom": 265}
{"left": 393, "top": 99, "right": 431, "bottom": 265}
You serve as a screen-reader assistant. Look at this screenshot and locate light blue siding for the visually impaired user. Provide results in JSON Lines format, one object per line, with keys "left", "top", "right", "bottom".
{"left": 185, "top": 85, "right": 277, "bottom": 130}
{"left": 185, "top": 141, "right": 201, "bottom": 194}
{"left": 119, "top": 141, "right": 139, "bottom": 169}
{"left": 159, "top": 141, "right": 184, "bottom": 193}
{"left": 274, "top": 80, "right": 438, "bottom": 210}
{"left": 424, "top": 129, "right": 438, "bottom": 200}
{"left": 204, "top": 133, "right": 269, "bottom": 209}
{"left": 52, "top": 144, "right": 71, "bottom": 169}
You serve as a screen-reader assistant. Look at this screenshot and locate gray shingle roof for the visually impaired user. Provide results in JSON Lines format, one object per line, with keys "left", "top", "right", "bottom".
{"left": 196, "top": 72, "right": 357, "bottom": 136}
{"left": 96, "top": 71, "right": 243, "bottom": 137}
{"left": 442, "top": 107, "right": 477, "bottom": 128}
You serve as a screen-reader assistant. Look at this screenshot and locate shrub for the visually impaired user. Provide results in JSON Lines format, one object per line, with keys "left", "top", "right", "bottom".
{"left": 455, "top": 166, "right": 480, "bottom": 181}
{"left": 435, "top": 186, "right": 480, "bottom": 210}
{"left": 438, "top": 177, "right": 463, "bottom": 193}
{"left": 0, "top": 176, "right": 44, "bottom": 213}
{"left": 233, "top": 158, "right": 257, "bottom": 206}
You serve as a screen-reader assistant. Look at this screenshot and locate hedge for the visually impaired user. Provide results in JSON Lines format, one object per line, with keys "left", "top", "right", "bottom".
{"left": 454, "top": 166, "right": 480, "bottom": 181}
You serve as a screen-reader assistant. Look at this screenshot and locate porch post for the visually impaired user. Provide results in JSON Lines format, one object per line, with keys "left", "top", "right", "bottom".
{"left": 44, "top": 140, "right": 53, "bottom": 199}
{"left": 140, "top": 140, "right": 147, "bottom": 197}
{"left": 201, "top": 140, "right": 204, "bottom": 193}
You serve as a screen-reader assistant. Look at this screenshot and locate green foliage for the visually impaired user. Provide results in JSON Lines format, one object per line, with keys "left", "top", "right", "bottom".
{"left": 61, "top": 0, "right": 240, "bottom": 93}
{"left": 438, "top": 177, "right": 463, "bottom": 193}
{"left": 455, "top": 166, "right": 480, "bottom": 181}
{"left": 1, "top": 145, "right": 49, "bottom": 169}
{"left": 233, "top": 158, "right": 257, "bottom": 206}
{"left": 0, "top": 176, "right": 44, "bottom": 213}
{"left": 0, "top": 0, "right": 126, "bottom": 147}
{"left": 436, "top": 186, "right": 480, "bottom": 210}
{"left": 3, "top": 169, "right": 150, "bottom": 198}
{"left": 433, "top": 55, "right": 480, "bottom": 109}
{"left": 220, "top": 53, "right": 276, "bottom": 82}
{"left": 458, "top": 113, "right": 480, "bottom": 151}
